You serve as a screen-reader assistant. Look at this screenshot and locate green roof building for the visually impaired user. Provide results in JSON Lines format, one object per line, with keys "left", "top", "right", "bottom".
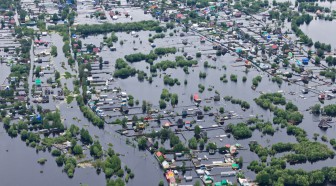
{"left": 35, "top": 78, "right": 41, "bottom": 86}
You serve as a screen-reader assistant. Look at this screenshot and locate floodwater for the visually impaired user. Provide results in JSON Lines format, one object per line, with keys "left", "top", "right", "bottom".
{"left": 0, "top": 63, "right": 10, "bottom": 85}
{"left": 3, "top": 2, "right": 336, "bottom": 186}
{"left": 300, "top": 19, "right": 336, "bottom": 47}
{"left": 79, "top": 25, "right": 336, "bottom": 183}
{"left": 0, "top": 125, "right": 106, "bottom": 186}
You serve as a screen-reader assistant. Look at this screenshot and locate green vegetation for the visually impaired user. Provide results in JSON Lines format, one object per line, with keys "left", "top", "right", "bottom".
{"left": 272, "top": 76, "right": 283, "bottom": 85}
{"left": 248, "top": 118, "right": 275, "bottom": 135}
{"left": 323, "top": 104, "right": 336, "bottom": 116}
{"left": 252, "top": 75, "right": 262, "bottom": 87}
{"left": 153, "top": 56, "right": 197, "bottom": 71}
{"left": 104, "top": 32, "right": 118, "bottom": 47}
{"left": 90, "top": 141, "right": 103, "bottom": 158}
{"left": 198, "top": 84, "right": 205, "bottom": 93}
{"left": 154, "top": 47, "right": 176, "bottom": 55}
{"left": 163, "top": 75, "right": 180, "bottom": 86}
{"left": 230, "top": 74, "right": 237, "bottom": 82}
{"left": 149, "top": 33, "right": 165, "bottom": 42}
{"left": 77, "top": 96, "right": 104, "bottom": 128}
{"left": 160, "top": 89, "right": 178, "bottom": 106}
{"left": 51, "top": 46, "right": 58, "bottom": 57}
{"left": 319, "top": 68, "right": 336, "bottom": 82}
{"left": 113, "top": 58, "right": 136, "bottom": 79}
{"left": 227, "top": 123, "right": 252, "bottom": 139}
{"left": 37, "top": 158, "right": 47, "bottom": 165}
{"left": 75, "top": 20, "right": 160, "bottom": 36}
{"left": 124, "top": 52, "right": 157, "bottom": 64}
{"left": 223, "top": 96, "right": 250, "bottom": 109}
{"left": 220, "top": 74, "right": 228, "bottom": 83}
{"left": 233, "top": 0, "right": 269, "bottom": 14}
{"left": 51, "top": 149, "right": 62, "bottom": 157}
{"left": 199, "top": 72, "right": 207, "bottom": 79}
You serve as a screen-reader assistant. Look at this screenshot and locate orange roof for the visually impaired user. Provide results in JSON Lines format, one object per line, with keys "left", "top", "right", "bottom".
{"left": 156, "top": 151, "right": 163, "bottom": 157}
{"left": 165, "top": 170, "right": 174, "bottom": 180}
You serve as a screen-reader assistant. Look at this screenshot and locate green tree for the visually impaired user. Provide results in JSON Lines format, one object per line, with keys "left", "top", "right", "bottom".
{"left": 80, "top": 128, "right": 93, "bottom": 144}
{"left": 256, "top": 171, "right": 271, "bottom": 185}
{"left": 311, "top": 104, "right": 321, "bottom": 115}
{"left": 170, "top": 134, "right": 180, "bottom": 147}
{"left": 194, "top": 125, "right": 201, "bottom": 139}
{"left": 188, "top": 137, "right": 198, "bottom": 149}
{"left": 142, "top": 101, "right": 147, "bottom": 113}
{"left": 72, "top": 144, "right": 83, "bottom": 155}
{"left": 138, "top": 136, "right": 147, "bottom": 150}
{"left": 199, "top": 138, "right": 205, "bottom": 150}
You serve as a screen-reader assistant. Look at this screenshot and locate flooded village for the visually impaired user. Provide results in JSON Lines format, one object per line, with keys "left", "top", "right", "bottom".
{"left": 2, "top": 0, "right": 336, "bottom": 185}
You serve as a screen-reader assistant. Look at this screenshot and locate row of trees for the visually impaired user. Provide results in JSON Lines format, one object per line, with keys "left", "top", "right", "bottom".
{"left": 77, "top": 95, "right": 104, "bottom": 128}
{"left": 75, "top": 20, "right": 160, "bottom": 35}
{"left": 154, "top": 47, "right": 176, "bottom": 56}
{"left": 153, "top": 56, "right": 198, "bottom": 71}
{"left": 124, "top": 52, "right": 157, "bottom": 63}
{"left": 223, "top": 96, "right": 251, "bottom": 110}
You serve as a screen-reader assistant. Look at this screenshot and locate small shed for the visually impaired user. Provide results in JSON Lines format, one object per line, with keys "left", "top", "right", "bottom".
{"left": 35, "top": 78, "right": 41, "bottom": 86}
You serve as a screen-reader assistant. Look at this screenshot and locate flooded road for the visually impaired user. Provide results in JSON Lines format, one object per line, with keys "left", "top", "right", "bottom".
{"left": 0, "top": 63, "right": 10, "bottom": 85}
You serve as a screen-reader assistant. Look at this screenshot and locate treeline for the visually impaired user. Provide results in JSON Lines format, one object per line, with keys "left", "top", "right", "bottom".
{"left": 298, "top": 2, "right": 331, "bottom": 13}
{"left": 76, "top": 95, "right": 104, "bottom": 128}
{"left": 291, "top": 14, "right": 314, "bottom": 46}
{"left": 75, "top": 20, "right": 160, "bottom": 36}
{"left": 252, "top": 159, "right": 336, "bottom": 185}
{"left": 319, "top": 68, "right": 336, "bottom": 82}
{"left": 233, "top": 0, "right": 268, "bottom": 14}
{"left": 153, "top": 56, "right": 197, "bottom": 71}
{"left": 315, "top": 41, "right": 332, "bottom": 53}
{"left": 124, "top": 47, "right": 176, "bottom": 64}
{"left": 124, "top": 52, "right": 157, "bottom": 63}
{"left": 154, "top": 47, "right": 176, "bottom": 55}
{"left": 223, "top": 96, "right": 250, "bottom": 109}
{"left": 148, "top": 33, "right": 165, "bottom": 43}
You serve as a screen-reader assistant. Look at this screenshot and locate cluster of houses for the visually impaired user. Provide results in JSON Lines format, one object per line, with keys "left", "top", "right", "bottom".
{"left": 152, "top": 145, "right": 254, "bottom": 186}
